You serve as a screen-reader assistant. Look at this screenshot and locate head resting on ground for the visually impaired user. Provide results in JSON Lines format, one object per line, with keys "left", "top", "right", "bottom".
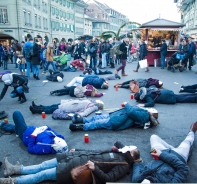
{"left": 95, "top": 100, "right": 104, "bottom": 110}
{"left": 52, "top": 136, "right": 68, "bottom": 153}
{"left": 101, "top": 82, "right": 109, "bottom": 89}
{"left": 158, "top": 80, "right": 163, "bottom": 88}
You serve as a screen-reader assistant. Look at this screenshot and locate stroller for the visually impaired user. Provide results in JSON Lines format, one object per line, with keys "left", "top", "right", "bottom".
{"left": 167, "top": 52, "right": 185, "bottom": 72}
{"left": 53, "top": 52, "right": 69, "bottom": 71}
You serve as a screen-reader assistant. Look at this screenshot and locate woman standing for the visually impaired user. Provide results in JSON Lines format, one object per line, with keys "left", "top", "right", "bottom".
{"left": 15, "top": 45, "right": 26, "bottom": 75}
{"left": 133, "top": 40, "right": 149, "bottom": 72}
{"left": 42, "top": 42, "right": 56, "bottom": 74}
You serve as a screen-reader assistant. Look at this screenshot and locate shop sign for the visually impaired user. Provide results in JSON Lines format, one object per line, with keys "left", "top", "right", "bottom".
{"left": 4, "top": 30, "right": 13, "bottom": 32}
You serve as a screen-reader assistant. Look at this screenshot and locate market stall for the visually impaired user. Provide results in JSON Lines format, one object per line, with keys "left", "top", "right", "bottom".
{"left": 139, "top": 18, "right": 185, "bottom": 66}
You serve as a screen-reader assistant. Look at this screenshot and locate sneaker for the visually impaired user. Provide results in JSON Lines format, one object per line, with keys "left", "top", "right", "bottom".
{"left": 42, "top": 72, "right": 46, "bottom": 74}
{"left": 190, "top": 122, "right": 197, "bottom": 133}
{"left": 179, "top": 88, "right": 184, "bottom": 93}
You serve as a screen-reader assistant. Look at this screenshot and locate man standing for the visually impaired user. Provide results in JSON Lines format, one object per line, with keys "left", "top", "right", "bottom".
{"left": 100, "top": 38, "right": 107, "bottom": 69}
{"left": 116, "top": 37, "right": 129, "bottom": 76}
{"left": 188, "top": 37, "right": 196, "bottom": 70}
{"left": 160, "top": 40, "right": 167, "bottom": 69}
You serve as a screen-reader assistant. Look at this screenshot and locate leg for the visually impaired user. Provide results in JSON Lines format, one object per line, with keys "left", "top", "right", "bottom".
{"left": 188, "top": 55, "right": 193, "bottom": 70}
{"left": 150, "top": 134, "right": 174, "bottom": 151}
{"left": 43, "top": 62, "right": 50, "bottom": 72}
{"left": 121, "top": 59, "right": 126, "bottom": 75}
{"left": 13, "top": 111, "right": 28, "bottom": 140}
{"left": 51, "top": 62, "right": 57, "bottom": 72}
{"left": 67, "top": 77, "right": 84, "bottom": 87}
{"left": 51, "top": 88, "right": 70, "bottom": 96}
{"left": 175, "top": 94, "right": 197, "bottom": 103}
{"left": 183, "top": 84, "right": 197, "bottom": 90}
{"left": 36, "top": 65, "right": 40, "bottom": 77}
{"left": 102, "top": 53, "right": 107, "bottom": 68}
{"left": 93, "top": 56, "right": 97, "bottom": 69}
{"left": 161, "top": 55, "right": 165, "bottom": 69}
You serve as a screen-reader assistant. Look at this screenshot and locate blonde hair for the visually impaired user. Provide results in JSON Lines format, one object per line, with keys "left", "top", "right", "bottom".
{"left": 47, "top": 42, "right": 54, "bottom": 48}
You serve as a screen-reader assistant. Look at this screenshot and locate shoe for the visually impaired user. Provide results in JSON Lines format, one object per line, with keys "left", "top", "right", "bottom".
{"left": 133, "top": 70, "right": 138, "bottom": 72}
{"left": 122, "top": 74, "right": 128, "bottom": 76}
{"left": 72, "top": 114, "right": 84, "bottom": 124}
{"left": 179, "top": 88, "right": 184, "bottom": 93}
{"left": 3, "top": 157, "right": 21, "bottom": 177}
{"left": 29, "top": 106, "right": 36, "bottom": 114}
{"left": 69, "top": 123, "right": 84, "bottom": 131}
{"left": 36, "top": 76, "right": 40, "bottom": 80}
{"left": 115, "top": 74, "right": 121, "bottom": 79}
{"left": 20, "top": 99, "right": 27, "bottom": 104}
{"left": 33, "top": 74, "right": 36, "bottom": 79}
{"left": 19, "top": 93, "right": 26, "bottom": 104}
{"left": 190, "top": 122, "right": 197, "bottom": 133}
{"left": 145, "top": 69, "right": 150, "bottom": 72}
{"left": 18, "top": 95, "right": 21, "bottom": 101}
{"left": 0, "top": 111, "right": 8, "bottom": 120}
{"left": 42, "top": 72, "right": 46, "bottom": 74}
{"left": 50, "top": 91, "right": 55, "bottom": 95}
{"left": 149, "top": 112, "right": 159, "bottom": 126}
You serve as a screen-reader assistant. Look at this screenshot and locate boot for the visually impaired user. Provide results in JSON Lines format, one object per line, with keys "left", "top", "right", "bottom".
{"left": 36, "top": 76, "right": 40, "bottom": 80}
{"left": 145, "top": 67, "right": 150, "bottom": 72}
{"left": 133, "top": 69, "right": 138, "bottom": 72}
{"left": 69, "top": 123, "right": 84, "bottom": 131}
{"left": 29, "top": 106, "right": 43, "bottom": 114}
{"left": 3, "top": 157, "right": 21, "bottom": 177}
{"left": 17, "top": 94, "right": 21, "bottom": 101}
{"left": 19, "top": 93, "right": 26, "bottom": 104}
{"left": 0, "top": 177, "right": 16, "bottom": 184}
{"left": 190, "top": 122, "right": 197, "bottom": 133}
{"left": 33, "top": 74, "right": 36, "bottom": 79}
{"left": 72, "top": 114, "right": 84, "bottom": 124}
{"left": 32, "top": 101, "right": 43, "bottom": 108}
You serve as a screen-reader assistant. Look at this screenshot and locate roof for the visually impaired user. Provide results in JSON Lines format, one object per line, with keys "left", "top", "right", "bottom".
{"left": 140, "top": 18, "right": 185, "bottom": 28}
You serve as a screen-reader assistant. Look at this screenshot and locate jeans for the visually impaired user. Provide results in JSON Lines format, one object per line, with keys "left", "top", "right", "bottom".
{"left": 150, "top": 132, "right": 194, "bottom": 162}
{"left": 117, "top": 59, "right": 126, "bottom": 74}
{"left": 26, "top": 61, "right": 31, "bottom": 79}
{"left": 16, "top": 158, "right": 57, "bottom": 184}
{"left": 90, "top": 56, "right": 97, "bottom": 69}
{"left": 101, "top": 53, "right": 107, "bottom": 68}
{"left": 175, "top": 94, "right": 197, "bottom": 103}
{"left": 83, "top": 114, "right": 112, "bottom": 131}
{"left": 10, "top": 86, "right": 25, "bottom": 98}
{"left": 19, "top": 64, "right": 25, "bottom": 73}
{"left": 188, "top": 55, "right": 193, "bottom": 69}
{"left": 120, "top": 80, "right": 132, "bottom": 89}
{"left": 106, "top": 53, "right": 110, "bottom": 65}
{"left": 32, "top": 64, "right": 40, "bottom": 77}
{"left": 43, "top": 104, "right": 60, "bottom": 114}
{"left": 3, "top": 59, "right": 9, "bottom": 69}
{"left": 43, "top": 61, "right": 56, "bottom": 72}
{"left": 181, "top": 84, "right": 197, "bottom": 93}
{"left": 13, "top": 110, "right": 28, "bottom": 140}
{"left": 14, "top": 55, "right": 18, "bottom": 68}
{"left": 161, "top": 55, "right": 166, "bottom": 69}
{"left": 67, "top": 77, "right": 84, "bottom": 87}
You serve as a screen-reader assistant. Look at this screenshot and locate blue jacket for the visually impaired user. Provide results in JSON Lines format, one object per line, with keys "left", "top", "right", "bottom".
{"left": 82, "top": 76, "right": 105, "bottom": 89}
{"left": 143, "top": 89, "right": 176, "bottom": 107}
{"left": 1, "top": 46, "right": 9, "bottom": 60}
{"left": 132, "top": 149, "right": 189, "bottom": 183}
{"left": 160, "top": 42, "right": 167, "bottom": 56}
{"left": 23, "top": 41, "right": 33, "bottom": 60}
{"left": 108, "top": 103, "right": 150, "bottom": 130}
{"left": 22, "top": 126, "right": 65, "bottom": 155}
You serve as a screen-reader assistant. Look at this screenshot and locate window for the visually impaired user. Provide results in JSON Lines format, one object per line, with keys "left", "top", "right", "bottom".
{"left": 63, "top": 0, "right": 66, "bottom": 6}
{"left": 71, "top": 2, "right": 74, "bottom": 9}
{"left": 59, "top": 0, "right": 62, "bottom": 4}
{"left": 28, "top": 12, "right": 31, "bottom": 24}
{"left": 38, "top": 16, "right": 41, "bottom": 27}
{"left": 38, "top": 0, "right": 40, "bottom": 9}
{"left": 45, "top": 3, "right": 47, "bottom": 12}
{"left": 23, "top": 10, "right": 27, "bottom": 24}
{"left": 35, "top": 14, "right": 37, "bottom": 26}
{"left": 67, "top": 13, "right": 70, "bottom": 19}
{"left": 59, "top": 10, "right": 62, "bottom": 17}
{"left": 42, "top": 1, "right": 44, "bottom": 11}
{"left": 0, "top": 7, "right": 8, "bottom": 23}
{"left": 67, "top": 1, "right": 70, "bottom": 8}
{"left": 56, "top": 8, "right": 59, "bottom": 15}
{"left": 52, "top": 6, "right": 55, "bottom": 14}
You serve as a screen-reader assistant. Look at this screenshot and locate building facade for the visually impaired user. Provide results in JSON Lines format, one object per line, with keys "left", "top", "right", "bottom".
{"left": 174, "top": 0, "right": 197, "bottom": 38}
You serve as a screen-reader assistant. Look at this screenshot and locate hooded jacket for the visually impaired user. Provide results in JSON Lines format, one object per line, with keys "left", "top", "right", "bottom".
{"left": 23, "top": 41, "right": 33, "bottom": 60}
{"left": 82, "top": 76, "right": 105, "bottom": 89}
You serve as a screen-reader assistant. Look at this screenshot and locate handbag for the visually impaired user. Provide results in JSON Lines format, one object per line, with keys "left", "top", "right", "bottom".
{"left": 139, "top": 59, "right": 148, "bottom": 68}
{"left": 129, "top": 80, "right": 139, "bottom": 93}
{"left": 16, "top": 58, "right": 21, "bottom": 64}
{"left": 71, "top": 161, "right": 128, "bottom": 184}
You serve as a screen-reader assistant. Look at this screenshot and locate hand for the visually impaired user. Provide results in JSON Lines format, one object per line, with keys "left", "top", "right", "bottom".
{"left": 123, "top": 102, "right": 128, "bottom": 105}
{"left": 151, "top": 149, "right": 162, "bottom": 157}
{"left": 138, "top": 104, "right": 145, "bottom": 107}
{"left": 69, "top": 149, "right": 75, "bottom": 153}
{"left": 85, "top": 161, "right": 95, "bottom": 171}
{"left": 102, "top": 93, "right": 105, "bottom": 95}
{"left": 31, "top": 126, "right": 48, "bottom": 136}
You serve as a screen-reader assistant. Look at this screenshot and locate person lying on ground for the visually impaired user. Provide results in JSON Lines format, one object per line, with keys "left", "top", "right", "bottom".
{"left": 131, "top": 122, "right": 197, "bottom": 183}
{"left": 114, "top": 78, "right": 163, "bottom": 89}
{"left": 0, "top": 110, "right": 68, "bottom": 155}
{"left": 66, "top": 75, "right": 109, "bottom": 89}
{"left": 0, "top": 73, "right": 29, "bottom": 104}
{"left": 179, "top": 84, "right": 197, "bottom": 93}
{"left": 69, "top": 102, "right": 159, "bottom": 131}
{"left": 62, "top": 59, "right": 85, "bottom": 72}
{"left": 0, "top": 141, "right": 138, "bottom": 184}
{"left": 0, "top": 110, "right": 8, "bottom": 120}
{"left": 29, "top": 99, "right": 104, "bottom": 120}
{"left": 50, "top": 84, "right": 104, "bottom": 97}
{"left": 134, "top": 86, "right": 197, "bottom": 107}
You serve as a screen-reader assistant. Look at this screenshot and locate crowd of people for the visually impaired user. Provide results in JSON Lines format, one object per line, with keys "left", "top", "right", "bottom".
{"left": 0, "top": 34, "right": 197, "bottom": 184}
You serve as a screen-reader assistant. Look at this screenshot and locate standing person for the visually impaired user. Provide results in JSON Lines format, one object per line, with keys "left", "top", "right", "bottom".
{"left": 78, "top": 38, "right": 85, "bottom": 59}
{"left": 133, "top": 40, "right": 149, "bottom": 72}
{"left": 15, "top": 45, "right": 26, "bottom": 75}
{"left": 88, "top": 38, "right": 98, "bottom": 69}
{"left": 23, "top": 38, "right": 33, "bottom": 79}
{"left": 9, "top": 44, "right": 14, "bottom": 64}
{"left": 132, "top": 122, "right": 197, "bottom": 183}
{"left": 42, "top": 42, "right": 56, "bottom": 74}
{"left": 100, "top": 38, "right": 107, "bottom": 69}
{"left": 13, "top": 40, "right": 19, "bottom": 68}
{"left": 0, "top": 43, "right": 3, "bottom": 67}
{"left": 115, "top": 37, "right": 129, "bottom": 76}
{"left": 1, "top": 41, "right": 10, "bottom": 70}
{"left": 182, "top": 39, "right": 190, "bottom": 70}
{"left": 31, "top": 39, "right": 41, "bottom": 80}
{"left": 72, "top": 40, "right": 79, "bottom": 60}
{"left": 160, "top": 40, "right": 167, "bottom": 69}
{"left": 188, "top": 37, "right": 196, "bottom": 70}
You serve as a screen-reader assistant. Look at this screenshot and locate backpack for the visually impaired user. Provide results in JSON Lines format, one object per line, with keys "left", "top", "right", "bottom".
{"left": 74, "top": 85, "right": 87, "bottom": 98}
{"left": 112, "top": 44, "right": 123, "bottom": 55}
{"left": 89, "top": 46, "right": 96, "bottom": 53}
{"left": 46, "top": 72, "right": 64, "bottom": 82}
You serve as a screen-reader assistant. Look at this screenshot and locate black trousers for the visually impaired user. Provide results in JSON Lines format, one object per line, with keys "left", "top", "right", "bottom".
{"left": 175, "top": 94, "right": 197, "bottom": 103}
{"left": 181, "top": 84, "right": 197, "bottom": 93}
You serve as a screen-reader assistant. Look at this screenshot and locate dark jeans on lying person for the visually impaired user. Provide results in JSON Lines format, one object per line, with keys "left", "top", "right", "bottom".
{"left": 51, "top": 87, "right": 76, "bottom": 97}
{"left": 41, "top": 104, "right": 60, "bottom": 114}
{"left": 120, "top": 80, "right": 132, "bottom": 89}
{"left": 175, "top": 94, "right": 197, "bottom": 103}
{"left": 182, "top": 84, "right": 197, "bottom": 93}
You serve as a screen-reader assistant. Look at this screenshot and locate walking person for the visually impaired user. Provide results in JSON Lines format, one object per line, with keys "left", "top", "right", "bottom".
{"left": 1, "top": 41, "right": 10, "bottom": 70}
{"left": 132, "top": 122, "right": 197, "bottom": 183}
{"left": 115, "top": 37, "right": 129, "bottom": 76}
{"left": 42, "top": 42, "right": 56, "bottom": 74}
{"left": 100, "top": 38, "right": 107, "bottom": 69}
{"left": 31, "top": 39, "right": 41, "bottom": 80}
{"left": 15, "top": 44, "right": 26, "bottom": 75}
{"left": 160, "top": 40, "right": 167, "bottom": 69}
{"left": 188, "top": 37, "right": 196, "bottom": 70}
{"left": 133, "top": 40, "right": 149, "bottom": 72}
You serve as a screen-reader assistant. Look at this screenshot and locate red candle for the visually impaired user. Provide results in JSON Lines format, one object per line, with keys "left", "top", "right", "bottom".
{"left": 116, "top": 87, "right": 118, "bottom": 91}
{"left": 4, "top": 119, "right": 8, "bottom": 123}
{"left": 150, "top": 149, "right": 159, "bottom": 160}
{"left": 130, "top": 94, "right": 134, "bottom": 99}
{"left": 84, "top": 134, "right": 89, "bottom": 143}
{"left": 121, "top": 103, "right": 125, "bottom": 108}
{"left": 42, "top": 112, "right": 46, "bottom": 119}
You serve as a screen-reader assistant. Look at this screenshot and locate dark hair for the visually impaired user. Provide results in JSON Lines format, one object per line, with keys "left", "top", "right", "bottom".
{"left": 15, "top": 44, "right": 22, "bottom": 51}
{"left": 134, "top": 93, "right": 140, "bottom": 101}
{"left": 162, "top": 39, "right": 166, "bottom": 42}
{"left": 29, "top": 38, "right": 33, "bottom": 41}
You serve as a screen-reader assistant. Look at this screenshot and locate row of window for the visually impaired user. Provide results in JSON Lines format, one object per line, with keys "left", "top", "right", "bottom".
{"left": 51, "top": 21, "right": 74, "bottom": 32}
{"left": 51, "top": 6, "right": 74, "bottom": 20}
{"left": 75, "top": 16, "right": 84, "bottom": 23}
{"left": 75, "top": 27, "right": 83, "bottom": 34}
{"left": 52, "top": 0, "right": 74, "bottom": 9}
{"left": 0, "top": 7, "right": 8, "bottom": 23}
{"left": 22, "top": 0, "right": 48, "bottom": 13}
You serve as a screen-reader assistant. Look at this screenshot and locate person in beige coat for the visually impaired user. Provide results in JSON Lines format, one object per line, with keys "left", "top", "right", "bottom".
{"left": 15, "top": 45, "right": 26, "bottom": 75}
{"left": 42, "top": 42, "right": 56, "bottom": 74}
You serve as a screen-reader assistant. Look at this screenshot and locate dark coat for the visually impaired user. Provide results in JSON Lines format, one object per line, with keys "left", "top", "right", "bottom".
{"left": 82, "top": 76, "right": 105, "bottom": 89}
{"left": 119, "top": 41, "right": 128, "bottom": 60}
{"left": 139, "top": 43, "right": 148, "bottom": 60}
{"left": 143, "top": 89, "right": 176, "bottom": 107}
{"left": 132, "top": 150, "right": 189, "bottom": 183}
{"left": 78, "top": 42, "right": 85, "bottom": 57}
{"left": 108, "top": 103, "right": 150, "bottom": 130}
{"left": 56, "top": 149, "right": 133, "bottom": 184}
{"left": 189, "top": 42, "right": 196, "bottom": 56}
{"left": 31, "top": 43, "right": 41, "bottom": 65}
{"left": 88, "top": 42, "right": 98, "bottom": 57}
{"left": 160, "top": 43, "right": 167, "bottom": 56}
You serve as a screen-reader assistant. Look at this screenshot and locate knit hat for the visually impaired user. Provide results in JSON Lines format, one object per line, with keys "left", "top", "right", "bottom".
{"left": 1, "top": 73, "right": 14, "bottom": 85}
{"left": 52, "top": 137, "right": 68, "bottom": 153}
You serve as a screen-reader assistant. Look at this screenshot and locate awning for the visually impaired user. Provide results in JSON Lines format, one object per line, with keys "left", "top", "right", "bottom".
{"left": 150, "top": 28, "right": 182, "bottom": 31}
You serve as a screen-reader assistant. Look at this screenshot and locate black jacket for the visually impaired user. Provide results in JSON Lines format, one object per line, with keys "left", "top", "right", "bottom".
{"left": 139, "top": 43, "right": 148, "bottom": 60}
{"left": 119, "top": 41, "right": 128, "bottom": 59}
{"left": 56, "top": 149, "right": 133, "bottom": 184}
{"left": 31, "top": 43, "right": 41, "bottom": 65}
{"left": 88, "top": 42, "right": 98, "bottom": 57}
{"left": 160, "top": 43, "right": 167, "bottom": 56}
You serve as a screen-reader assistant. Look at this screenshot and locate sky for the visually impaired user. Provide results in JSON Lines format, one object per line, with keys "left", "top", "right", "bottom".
{"left": 88, "top": 0, "right": 181, "bottom": 24}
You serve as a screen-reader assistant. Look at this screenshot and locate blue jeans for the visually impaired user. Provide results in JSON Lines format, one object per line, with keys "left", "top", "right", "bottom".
{"left": 90, "top": 56, "right": 97, "bottom": 69}
{"left": 83, "top": 114, "right": 112, "bottom": 131}
{"left": 26, "top": 61, "right": 31, "bottom": 79}
{"left": 43, "top": 61, "right": 56, "bottom": 72}
{"left": 19, "top": 64, "right": 25, "bottom": 72}
{"left": 16, "top": 158, "right": 57, "bottom": 184}
{"left": 43, "top": 104, "right": 60, "bottom": 114}
{"left": 14, "top": 55, "right": 18, "bottom": 68}
{"left": 32, "top": 64, "right": 40, "bottom": 76}
{"left": 13, "top": 110, "right": 28, "bottom": 140}
{"left": 10, "top": 86, "right": 25, "bottom": 98}
{"left": 101, "top": 53, "right": 107, "bottom": 68}
{"left": 161, "top": 55, "right": 166, "bottom": 69}
{"left": 3, "top": 58, "right": 9, "bottom": 69}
